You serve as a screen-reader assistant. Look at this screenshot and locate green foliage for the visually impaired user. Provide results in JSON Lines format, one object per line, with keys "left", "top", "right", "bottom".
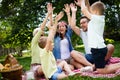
{"left": 105, "top": 38, "right": 115, "bottom": 44}
{"left": 0, "top": 42, "right": 120, "bottom": 79}
{"left": 104, "top": 0, "right": 120, "bottom": 41}
{"left": 0, "top": 20, "right": 12, "bottom": 49}
{"left": 113, "top": 41, "right": 120, "bottom": 57}
{"left": 0, "top": 0, "right": 120, "bottom": 53}
{"left": 63, "top": 75, "right": 120, "bottom": 80}
{"left": 17, "top": 55, "right": 31, "bottom": 70}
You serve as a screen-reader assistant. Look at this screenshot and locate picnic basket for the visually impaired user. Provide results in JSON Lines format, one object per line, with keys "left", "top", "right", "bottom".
{"left": 0, "top": 54, "right": 23, "bottom": 80}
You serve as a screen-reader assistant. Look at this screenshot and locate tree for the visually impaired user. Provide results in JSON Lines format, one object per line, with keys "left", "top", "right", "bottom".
{"left": 104, "top": 1, "right": 120, "bottom": 41}
{"left": 0, "top": 0, "right": 120, "bottom": 56}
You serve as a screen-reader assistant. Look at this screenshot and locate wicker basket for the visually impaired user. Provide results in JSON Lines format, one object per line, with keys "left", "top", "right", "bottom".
{"left": 0, "top": 54, "right": 23, "bottom": 80}
{"left": 0, "top": 65, "right": 23, "bottom": 80}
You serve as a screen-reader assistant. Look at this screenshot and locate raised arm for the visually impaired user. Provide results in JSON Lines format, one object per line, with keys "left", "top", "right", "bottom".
{"left": 75, "top": 0, "right": 91, "bottom": 19}
{"left": 47, "top": 3, "right": 55, "bottom": 26}
{"left": 40, "top": 13, "right": 50, "bottom": 31}
{"left": 32, "top": 4, "right": 53, "bottom": 44}
{"left": 63, "top": 4, "right": 71, "bottom": 25}
{"left": 70, "top": 3, "right": 80, "bottom": 36}
{"left": 45, "top": 11, "right": 64, "bottom": 51}
{"left": 40, "top": 3, "right": 54, "bottom": 30}
{"left": 85, "top": 0, "right": 90, "bottom": 12}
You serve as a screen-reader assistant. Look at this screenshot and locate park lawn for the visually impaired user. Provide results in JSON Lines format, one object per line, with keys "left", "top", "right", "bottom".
{"left": 0, "top": 41, "right": 120, "bottom": 80}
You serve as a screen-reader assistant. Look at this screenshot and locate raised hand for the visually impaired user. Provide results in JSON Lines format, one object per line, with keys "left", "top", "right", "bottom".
{"left": 63, "top": 4, "right": 71, "bottom": 25}
{"left": 63, "top": 4, "right": 70, "bottom": 14}
{"left": 47, "top": 3, "right": 55, "bottom": 15}
{"left": 70, "top": 3, "right": 77, "bottom": 12}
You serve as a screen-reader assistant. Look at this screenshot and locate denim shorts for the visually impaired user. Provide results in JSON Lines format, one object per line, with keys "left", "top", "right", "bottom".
{"left": 85, "top": 54, "right": 94, "bottom": 64}
{"left": 50, "top": 67, "right": 62, "bottom": 80}
{"left": 85, "top": 53, "right": 109, "bottom": 65}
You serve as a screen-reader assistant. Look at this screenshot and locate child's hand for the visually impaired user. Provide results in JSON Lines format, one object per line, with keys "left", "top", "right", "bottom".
{"left": 63, "top": 4, "right": 70, "bottom": 15}
{"left": 47, "top": 3, "right": 55, "bottom": 15}
{"left": 70, "top": 3, "right": 77, "bottom": 12}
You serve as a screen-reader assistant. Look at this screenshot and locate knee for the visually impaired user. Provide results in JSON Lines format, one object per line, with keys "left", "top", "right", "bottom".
{"left": 107, "top": 44, "right": 114, "bottom": 52}
{"left": 70, "top": 50, "right": 75, "bottom": 57}
{"left": 107, "top": 44, "right": 114, "bottom": 50}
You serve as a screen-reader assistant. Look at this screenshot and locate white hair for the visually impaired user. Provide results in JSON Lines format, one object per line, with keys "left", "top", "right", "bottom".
{"left": 33, "top": 28, "right": 40, "bottom": 36}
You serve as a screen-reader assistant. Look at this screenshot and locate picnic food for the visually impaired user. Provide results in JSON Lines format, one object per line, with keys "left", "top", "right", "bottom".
{"left": 0, "top": 63, "right": 4, "bottom": 70}
{"left": 0, "top": 54, "right": 21, "bottom": 71}
{"left": 0, "top": 54, "right": 23, "bottom": 80}
{"left": 3, "top": 63, "right": 11, "bottom": 70}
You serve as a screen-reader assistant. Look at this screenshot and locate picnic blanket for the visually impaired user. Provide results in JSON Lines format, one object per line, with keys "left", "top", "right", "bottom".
{"left": 74, "top": 57, "right": 120, "bottom": 78}
{"left": 22, "top": 57, "right": 120, "bottom": 80}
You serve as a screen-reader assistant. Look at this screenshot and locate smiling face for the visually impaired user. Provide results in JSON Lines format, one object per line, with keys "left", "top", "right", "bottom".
{"left": 58, "top": 25, "right": 67, "bottom": 35}
{"left": 57, "top": 21, "right": 67, "bottom": 36}
{"left": 80, "top": 17, "right": 89, "bottom": 32}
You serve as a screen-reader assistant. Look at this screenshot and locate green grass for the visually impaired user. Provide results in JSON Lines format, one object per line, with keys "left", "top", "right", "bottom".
{"left": 63, "top": 41, "right": 120, "bottom": 80}
{"left": 0, "top": 41, "right": 120, "bottom": 79}
{"left": 112, "top": 41, "right": 120, "bottom": 57}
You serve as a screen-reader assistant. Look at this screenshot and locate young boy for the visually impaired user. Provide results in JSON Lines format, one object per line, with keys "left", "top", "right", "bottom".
{"left": 75, "top": 0, "right": 108, "bottom": 73}
{"left": 31, "top": 3, "right": 75, "bottom": 80}
{"left": 74, "top": 0, "right": 120, "bottom": 74}
{"left": 30, "top": 4, "right": 53, "bottom": 80}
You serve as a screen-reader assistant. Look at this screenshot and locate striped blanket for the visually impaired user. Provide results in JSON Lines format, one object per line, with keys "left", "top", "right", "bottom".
{"left": 74, "top": 57, "right": 120, "bottom": 78}
{"left": 22, "top": 57, "right": 120, "bottom": 80}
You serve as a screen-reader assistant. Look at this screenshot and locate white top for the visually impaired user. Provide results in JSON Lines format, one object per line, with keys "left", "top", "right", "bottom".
{"left": 60, "top": 38, "right": 70, "bottom": 59}
{"left": 80, "top": 29, "right": 91, "bottom": 54}
{"left": 88, "top": 15, "right": 106, "bottom": 48}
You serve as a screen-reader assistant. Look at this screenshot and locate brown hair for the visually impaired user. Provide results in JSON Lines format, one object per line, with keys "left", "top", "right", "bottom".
{"left": 80, "top": 16, "right": 90, "bottom": 22}
{"left": 91, "top": 1, "right": 105, "bottom": 15}
{"left": 38, "top": 36, "right": 47, "bottom": 48}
